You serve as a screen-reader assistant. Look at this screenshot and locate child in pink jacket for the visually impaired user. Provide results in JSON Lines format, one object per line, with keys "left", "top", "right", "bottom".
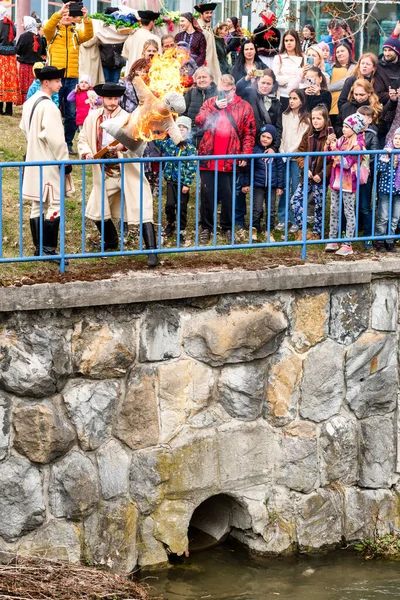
{"left": 67, "top": 74, "right": 101, "bottom": 129}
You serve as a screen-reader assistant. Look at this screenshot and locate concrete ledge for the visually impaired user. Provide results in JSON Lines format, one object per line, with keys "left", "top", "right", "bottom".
{"left": 1, "top": 259, "right": 400, "bottom": 312}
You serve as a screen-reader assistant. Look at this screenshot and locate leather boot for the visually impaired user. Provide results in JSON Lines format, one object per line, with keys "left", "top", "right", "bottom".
{"left": 29, "top": 217, "right": 42, "bottom": 256}
{"left": 94, "top": 220, "right": 119, "bottom": 250}
{"left": 0, "top": 103, "right": 3, "bottom": 115}
{"left": 43, "top": 217, "right": 60, "bottom": 255}
{"left": 5, "top": 103, "right": 12, "bottom": 116}
{"left": 142, "top": 222, "right": 159, "bottom": 267}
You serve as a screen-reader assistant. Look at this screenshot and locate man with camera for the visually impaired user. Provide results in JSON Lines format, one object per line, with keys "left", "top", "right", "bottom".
{"left": 195, "top": 74, "right": 256, "bottom": 243}
{"left": 44, "top": 1, "right": 94, "bottom": 155}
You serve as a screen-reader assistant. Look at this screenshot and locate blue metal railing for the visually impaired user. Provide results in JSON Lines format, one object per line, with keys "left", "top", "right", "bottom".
{"left": 1, "top": 148, "right": 399, "bottom": 273}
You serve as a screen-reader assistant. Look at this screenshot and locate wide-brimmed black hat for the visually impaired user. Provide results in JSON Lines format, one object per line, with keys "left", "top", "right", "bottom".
{"left": 138, "top": 10, "right": 160, "bottom": 21}
{"left": 36, "top": 65, "right": 65, "bottom": 80}
{"left": 194, "top": 3, "right": 217, "bottom": 13}
{"left": 93, "top": 83, "right": 125, "bottom": 97}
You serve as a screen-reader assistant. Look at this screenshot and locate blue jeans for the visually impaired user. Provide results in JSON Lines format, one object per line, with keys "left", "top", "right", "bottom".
{"left": 377, "top": 193, "right": 400, "bottom": 238}
{"left": 277, "top": 159, "right": 298, "bottom": 224}
{"left": 59, "top": 77, "right": 78, "bottom": 147}
{"left": 103, "top": 67, "right": 122, "bottom": 83}
{"left": 359, "top": 181, "right": 373, "bottom": 237}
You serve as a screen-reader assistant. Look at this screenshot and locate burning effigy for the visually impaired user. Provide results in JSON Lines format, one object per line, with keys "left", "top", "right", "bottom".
{"left": 101, "top": 48, "right": 187, "bottom": 153}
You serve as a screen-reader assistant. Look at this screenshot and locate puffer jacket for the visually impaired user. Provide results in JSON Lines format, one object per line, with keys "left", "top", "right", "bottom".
{"left": 195, "top": 94, "right": 256, "bottom": 171}
{"left": 184, "top": 82, "right": 217, "bottom": 145}
{"left": 43, "top": 12, "right": 93, "bottom": 78}
{"left": 240, "top": 143, "right": 284, "bottom": 189}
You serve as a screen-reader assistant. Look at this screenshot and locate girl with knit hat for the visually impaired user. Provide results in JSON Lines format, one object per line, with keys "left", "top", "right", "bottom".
{"left": 375, "top": 128, "right": 400, "bottom": 252}
{"left": 240, "top": 124, "right": 284, "bottom": 240}
{"left": 325, "top": 112, "right": 367, "bottom": 256}
{"left": 67, "top": 75, "right": 100, "bottom": 129}
{"left": 175, "top": 13, "right": 206, "bottom": 68}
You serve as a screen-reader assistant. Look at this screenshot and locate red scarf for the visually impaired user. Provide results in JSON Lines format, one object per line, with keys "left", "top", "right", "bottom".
{"left": 33, "top": 34, "right": 40, "bottom": 52}
{"left": 3, "top": 17, "right": 15, "bottom": 42}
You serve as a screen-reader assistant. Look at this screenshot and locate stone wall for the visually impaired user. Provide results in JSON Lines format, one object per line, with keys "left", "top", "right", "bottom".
{"left": 0, "top": 276, "right": 400, "bottom": 572}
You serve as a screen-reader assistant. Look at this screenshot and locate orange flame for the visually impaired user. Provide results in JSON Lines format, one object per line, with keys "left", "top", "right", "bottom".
{"left": 148, "top": 47, "right": 186, "bottom": 97}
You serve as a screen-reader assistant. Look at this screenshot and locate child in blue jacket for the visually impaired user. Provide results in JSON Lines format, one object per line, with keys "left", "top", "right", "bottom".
{"left": 375, "top": 127, "right": 400, "bottom": 252}
{"left": 27, "top": 62, "right": 59, "bottom": 107}
{"left": 154, "top": 116, "right": 197, "bottom": 242}
{"left": 241, "top": 124, "right": 284, "bottom": 236}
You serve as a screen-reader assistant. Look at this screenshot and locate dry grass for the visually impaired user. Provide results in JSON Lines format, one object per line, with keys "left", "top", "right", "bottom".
{"left": 0, "top": 554, "right": 159, "bottom": 600}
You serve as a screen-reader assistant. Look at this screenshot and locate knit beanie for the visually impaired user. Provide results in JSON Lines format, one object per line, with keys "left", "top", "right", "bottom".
{"left": 259, "top": 124, "right": 277, "bottom": 140}
{"left": 176, "top": 116, "right": 192, "bottom": 133}
{"left": 395, "top": 127, "right": 400, "bottom": 136}
{"left": 79, "top": 74, "right": 92, "bottom": 86}
{"left": 343, "top": 113, "right": 366, "bottom": 135}
{"left": 382, "top": 37, "right": 400, "bottom": 57}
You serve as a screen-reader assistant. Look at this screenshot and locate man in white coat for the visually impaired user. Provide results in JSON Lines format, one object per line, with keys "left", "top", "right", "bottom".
{"left": 122, "top": 10, "right": 161, "bottom": 75}
{"left": 77, "top": 82, "right": 158, "bottom": 266}
{"left": 20, "top": 65, "right": 72, "bottom": 257}
{"left": 194, "top": 3, "right": 221, "bottom": 80}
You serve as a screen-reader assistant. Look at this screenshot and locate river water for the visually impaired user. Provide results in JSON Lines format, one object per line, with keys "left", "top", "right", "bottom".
{"left": 141, "top": 543, "right": 400, "bottom": 600}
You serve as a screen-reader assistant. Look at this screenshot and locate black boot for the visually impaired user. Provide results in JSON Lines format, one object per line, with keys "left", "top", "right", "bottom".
{"left": 142, "top": 222, "right": 159, "bottom": 267}
{"left": 29, "top": 217, "right": 42, "bottom": 256}
{"left": 0, "top": 103, "right": 3, "bottom": 115}
{"left": 43, "top": 217, "right": 60, "bottom": 255}
{"left": 5, "top": 103, "right": 12, "bottom": 116}
{"left": 94, "top": 220, "right": 119, "bottom": 250}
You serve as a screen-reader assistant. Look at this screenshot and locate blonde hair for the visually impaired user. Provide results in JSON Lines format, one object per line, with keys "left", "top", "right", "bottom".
{"left": 219, "top": 74, "right": 235, "bottom": 87}
{"left": 349, "top": 78, "right": 382, "bottom": 122}
{"left": 306, "top": 45, "right": 327, "bottom": 74}
{"left": 142, "top": 39, "right": 159, "bottom": 56}
{"left": 214, "top": 22, "right": 228, "bottom": 36}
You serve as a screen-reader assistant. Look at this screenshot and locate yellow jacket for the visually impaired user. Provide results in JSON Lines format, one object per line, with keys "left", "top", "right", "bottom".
{"left": 43, "top": 13, "right": 94, "bottom": 79}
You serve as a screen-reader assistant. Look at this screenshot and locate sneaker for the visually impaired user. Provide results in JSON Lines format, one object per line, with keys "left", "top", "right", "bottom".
{"left": 335, "top": 244, "right": 353, "bottom": 256}
{"left": 374, "top": 241, "right": 386, "bottom": 252}
{"left": 307, "top": 215, "right": 315, "bottom": 224}
{"left": 289, "top": 224, "right": 299, "bottom": 233}
{"left": 164, "top": 223, "right": 175, "bottom": 238}
{"left": 275, "top": 222, "right": 285, "bottom": 231}
{"left": 179, "top": 230, "right": 186, "bottom": 244}
{"left": 363, "top": 241, "right": 373, "bottom": 251}
{"left": 385, "top": 241, "right": 397, "bottom": 253}
{"left": 325, "top": 243, "right": 340, "bottom": 252}
{"left": 199, "top": 228, "right": 211, "bottom": 244}
{"left": 68, "top": 145, "right": 78, "bottom": 156}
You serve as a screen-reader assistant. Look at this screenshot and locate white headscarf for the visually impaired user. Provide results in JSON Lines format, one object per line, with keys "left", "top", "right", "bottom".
{"left": 0, "top": 7, "right": 8, "bottom": 22}
{"left": 23, "top": 16, "right": 38, "bottom": 33}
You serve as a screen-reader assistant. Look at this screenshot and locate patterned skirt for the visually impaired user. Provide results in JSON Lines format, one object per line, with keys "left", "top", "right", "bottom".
{"left": 0, "top": 54, "right": 22, "bottom": 104}
{"left": 19, "top": 62, "right": 34, "bottom": 102}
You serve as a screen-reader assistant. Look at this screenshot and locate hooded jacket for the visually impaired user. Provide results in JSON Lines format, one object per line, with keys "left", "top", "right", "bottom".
{"left": 374, "top": 55, "right": 400, "bottom": 106}
{"left": 240, "top": 141, "right": 284, "bottom": 189}
{"left": 43, "top": 12, "right": 93, "bottom": 79}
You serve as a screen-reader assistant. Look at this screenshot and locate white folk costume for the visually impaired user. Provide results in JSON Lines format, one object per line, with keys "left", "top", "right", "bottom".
{"left": 78, "top": 105, "right": 153, "bottom": 225}
{"left": 122, "top": 10, "right": 161, "bottom": 74}
{"left": 20, "top": 66, "right": 73, "bottom": 256}
{"left": 195, "top": 3, "right": 221, "bottom": 81}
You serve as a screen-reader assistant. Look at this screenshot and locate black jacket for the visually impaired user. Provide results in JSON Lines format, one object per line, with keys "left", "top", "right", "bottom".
{"left": 305, "top": 89, "right": 332, "bottom": 113}
{"left": 231, "top": 57, "right": 264, "bottom": 83}
{"left": 236, "top": 77, "right": 282, "bottom": 151}
{"left": 0, "top": 21, "right": 16, "bottom": 54}
{"left": 374, "top": 55, "right": 400, "bottom": 105}
{"left": 215, "top": 37, "right": 230, "bottom": 75}
{"left": 16, "top": 31, "right": 46, "bottom": 64}
{"left": 184, "top": 82, "right": 217, "bottom": 145}
{"left": 335, "top": 98, "right": 371, "bottom": 137}
{"left": 99, "top": 43, "right": 125, "bottom": 70}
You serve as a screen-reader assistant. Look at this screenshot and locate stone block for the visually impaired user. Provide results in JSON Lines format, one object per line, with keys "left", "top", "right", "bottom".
{"left": 151, "top": 499, "right": 194, "bottom": 555}
{"left": 84, "top": 499, "right": 138, "bottom": 573}
{"left": 168, "top": 434, "right": 218, "bottom": 495}
{"left": 265, "top": 349, "right": 302, "bottom": 426}
{"left": 138, "top": 516, "right": 168, "bottom": 567}
{"left": 295, "top": 488, "right": 342, "bottom": 549}
{"left": 13, "top": 398, "right": 75, "bottom": 464}
{"left": 63, "top": 379, "right": 120, "bottom": 451}
{"left": 72, "top": 319, "right": 135, "bottom": 378}
{"left": 319, "top": 416, "right": 358, "bottom": 486}
{"left": 0, "top": 326, "right": 70, "bottom": 398}
{"left": 158, "top": 359, "right": 214, "bottom": 442}
{"left": 344, "top": 488, "right": 400, "bottom": 541}
{"left": 345, "top": 332, "right": 397, "bottom": 419}
{"left": 114, "top": 367, "right": 159, "bottom": 450}
{"left": 49, "top": 450, "right": 100, "bottom": 519}
{"left": 300, "top": 339, "right": 344, "bottom": 422}
{"left": 371, "top": 282, "right": 398, "bottom": 332}
{"left": 139, "top": 306, "right": 181, "bottom": 362}
{"left": 96, "top": 439, "right": 130, "bottom": 500}
{"left": 0, "top": 392, "right": 11, "bottom": 460}
{"left": 291, "top": 292, "right": 329, "bottom": 352}
{"left": 18, "top": 519, "right": 81, "bottom": 563}
{"left": 359, "top": 415, "right": 395, "bottom": 488}
{"left": 129, "top": 447, "right": 171, "bottom": 514}
{"left": 217, "top": 421, "right": 279, "bottom": 489}
{"left": 218, "top": 362, "right": 266, "bottom": 421}
{"left": 277, "top": 422, "right": 318, "bottom": 493}
{"left": 0, "top": 455, "right": 45, "bottom": 542}
{"left": 183, "top": 304, "right": 287, "bottom": 366}
{"left": 330, "top": 286, "right": 369, "bottom": 345}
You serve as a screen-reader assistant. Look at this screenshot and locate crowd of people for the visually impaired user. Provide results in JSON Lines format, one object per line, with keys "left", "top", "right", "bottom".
{"left": 2, "top": 2, "right": 400, "bottom": 264}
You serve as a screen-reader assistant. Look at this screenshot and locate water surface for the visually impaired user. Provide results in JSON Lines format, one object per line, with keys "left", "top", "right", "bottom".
{"left": 140, "top": 542, "right": 400, "bottom": 600}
